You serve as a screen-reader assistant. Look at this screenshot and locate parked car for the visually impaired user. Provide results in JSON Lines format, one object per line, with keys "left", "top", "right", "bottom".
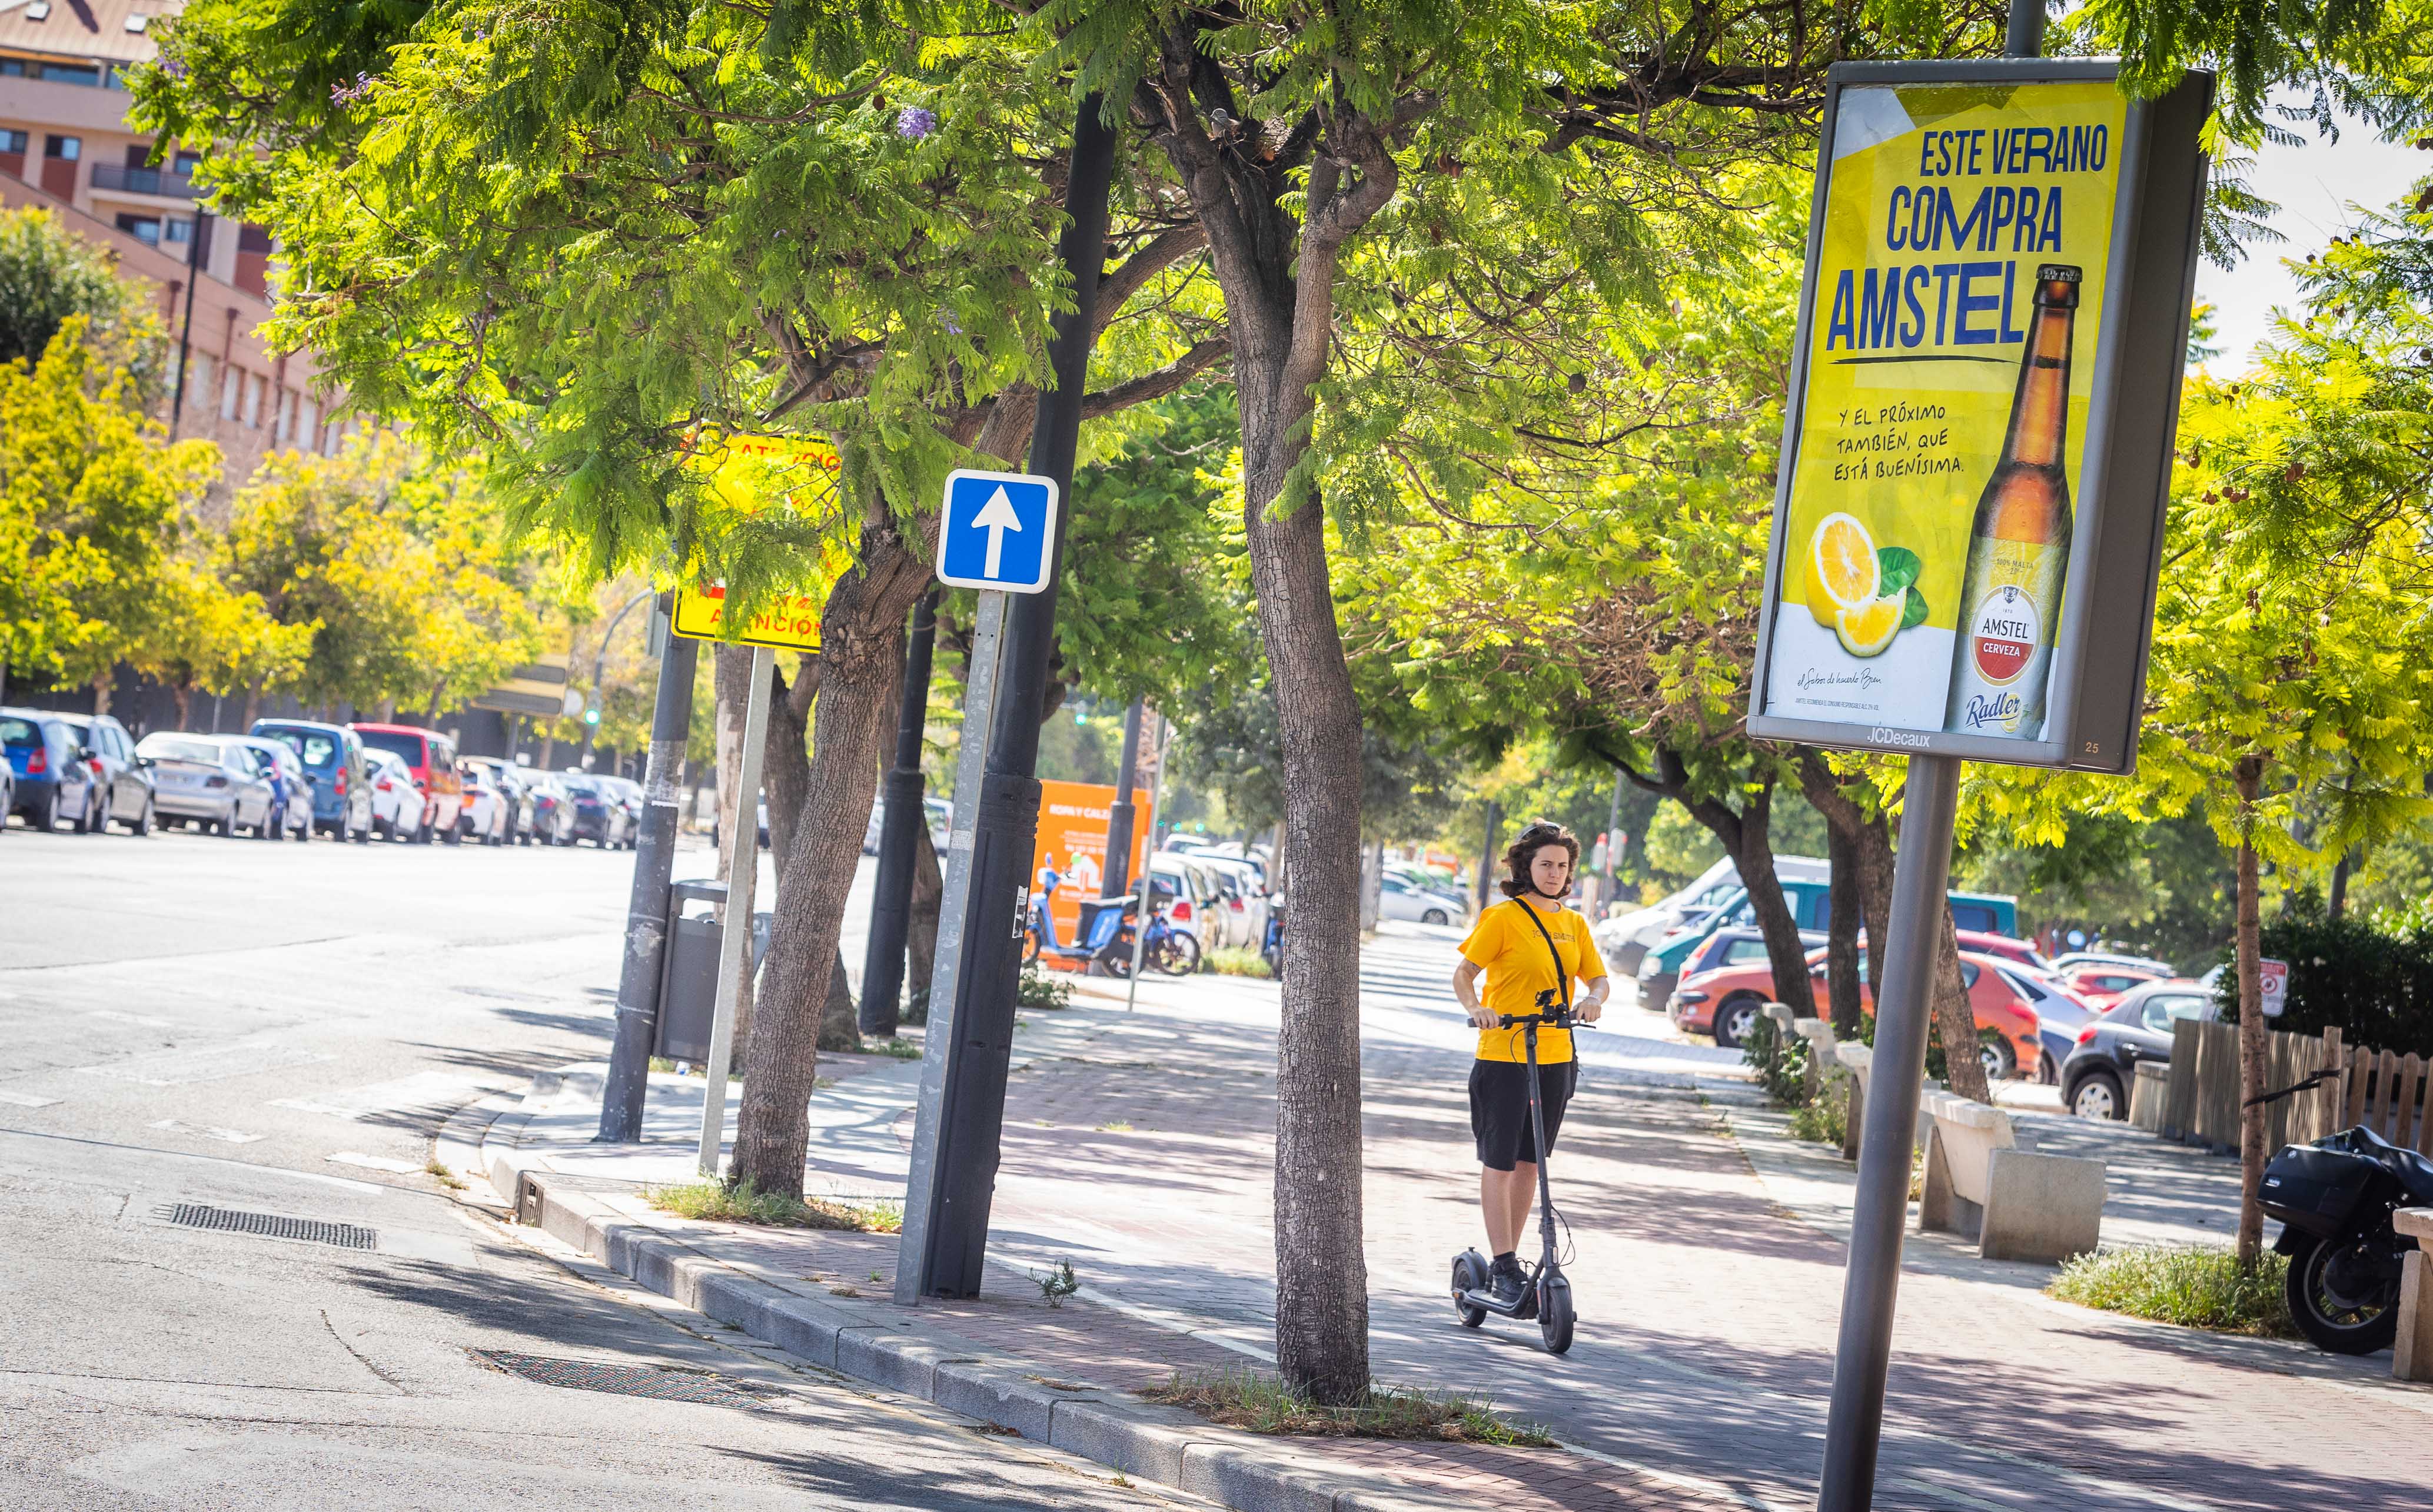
{"left": 1673, "top": 945, "right": 2042, "bottom": 1077}
{"left": 457, "top": 760, "right": 512, "bottom": 845}
{"left": 229, "top": 735, "right": 317, "bottom": 841}
{"left": 599, "top": 775, "right": 645, "bottom": 842}
{"left": 4, "top": 708, "right": 100, "bottom": 832}
{"left": 1147, "top": 855, "right": 1223, "bottom": 953}
{"left": 1993, "top": 963, "right": 2099, "bottom": 1084}
{"left": 1196, "top": 854, "right": 1274, "bottom": 946}
{"left": 350, "top": 723, "right": 464, "bottom": 842}
{"left": 1596, "top": 857, "right": 1828, "bottom": 976}
{"left": 2060, "top": 978, "right": 2215, "bottom": 1121}
{"left": 522, "top": 772, "right": 577, "bottom": 846}
{"left": 558, "top": 772, "right": 630, "bottom": 849}
{"left": 1659, "top": 927, "right": 1834, "bottom": 1041}
{"left": 364, "top": 750, "right": 424, "bottom": 840}
{"left": 458, "top": 757, "right": 527, "bottom": 843}
{"left": 53, "top": 712, "right": 156, "bottom": 835}
{"left": 2060, "top": 965, "right": 2166, "bottom": 1011}
{"left": 2050, "top": 949, "right": 2176, "bottom": 977}
{"left": 925, "top": 795, "right": 953, "bottom": 852}
{"left": 135, "top": 732, "right": 277, "bottom": 837}
{"left": 1957, "top": 930, "right": 2052, "bottom": 973}
{"left": 251, "top": 719, "right": 374, "bottom": 841}
{"left": 1378, "top": 871, "right": 1467, "bottom": 927}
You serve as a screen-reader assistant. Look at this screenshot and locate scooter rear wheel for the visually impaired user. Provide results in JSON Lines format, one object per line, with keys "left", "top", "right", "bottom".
{"left": 1538, "top": 1275, "right": 1575, "bottom": 1355}
{"left": 1021, "top": 929, "right": 1042, "bottom": 967}
{"left": 1450, "top": 1254, "right": 1488, "bottom": 1329}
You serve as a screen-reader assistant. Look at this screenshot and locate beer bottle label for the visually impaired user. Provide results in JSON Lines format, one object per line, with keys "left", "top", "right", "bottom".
{"left": 1946, "top": 539, "right": 2063, "bottom": 737}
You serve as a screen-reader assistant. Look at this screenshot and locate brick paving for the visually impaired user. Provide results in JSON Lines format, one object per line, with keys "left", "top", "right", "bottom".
{"left": 519, "top": 928, "right": 2433, "bottom": 1512}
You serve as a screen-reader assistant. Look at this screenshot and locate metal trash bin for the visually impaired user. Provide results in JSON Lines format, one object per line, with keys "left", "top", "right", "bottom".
{"left": 654, "top": 881, "right": 727, "bottom": 1064}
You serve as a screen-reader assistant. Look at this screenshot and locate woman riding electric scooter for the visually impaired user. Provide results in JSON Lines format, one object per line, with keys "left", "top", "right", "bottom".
{"left": 1448, "top": 822, "right": 1608, "bottom": 1340}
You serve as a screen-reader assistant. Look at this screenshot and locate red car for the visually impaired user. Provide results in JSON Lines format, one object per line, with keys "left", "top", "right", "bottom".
{"left": 2060, "top": 965, "right": 2163, "bottom": 1011}
{"left": 347, "top": 722, "right": 466, "bottom": 842}
{"left": 1670, "top": 945, "right": 2042, "bottom": 1080}
{"left": 1956, "top": 929, "right": 2051, "bottom": 972}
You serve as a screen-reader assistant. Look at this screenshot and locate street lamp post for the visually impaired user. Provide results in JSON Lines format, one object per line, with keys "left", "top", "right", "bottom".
{"left": 577, "top": 589, "right": 656, "bottom": 773}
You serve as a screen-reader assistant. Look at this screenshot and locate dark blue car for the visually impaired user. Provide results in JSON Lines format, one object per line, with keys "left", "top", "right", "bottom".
{"left": 4, "top": 707, "right": 98, "bottom": 833}
{"left": 250, "top": 719, "right": 374, "bottom": 840}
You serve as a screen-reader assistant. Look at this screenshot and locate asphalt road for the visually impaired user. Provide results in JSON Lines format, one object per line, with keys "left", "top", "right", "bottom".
{"left": 0, "top": 821, "right": 1175, "bottom": 1511}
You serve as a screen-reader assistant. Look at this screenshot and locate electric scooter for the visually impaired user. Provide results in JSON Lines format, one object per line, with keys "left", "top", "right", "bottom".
{"left": 1450, "top": 987, "right": 1579, "bottom": 1354}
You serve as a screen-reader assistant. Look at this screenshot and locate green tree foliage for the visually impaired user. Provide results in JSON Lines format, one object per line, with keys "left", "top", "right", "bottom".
{"left": 0, "top": 207, "right": 171, "bottom": 401}
{"left": 0, "top": 318, "right": 218, "bottom": 696}
{"left": 221, "top": 436, "right": 547, "bottom": 716}
{"left": 127, "top": 559, "right": 314, "bottom": 730}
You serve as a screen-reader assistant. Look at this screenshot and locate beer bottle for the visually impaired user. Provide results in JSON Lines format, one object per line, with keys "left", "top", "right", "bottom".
{"left": 1944, "top": 264, "right": 2079, "bottom": 738}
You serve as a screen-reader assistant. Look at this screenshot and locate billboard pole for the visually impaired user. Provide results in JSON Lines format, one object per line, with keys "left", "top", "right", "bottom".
{"left": 1813, "top": 18, "right": 2039, "bottom": 1512}
{"left": 600, "top": 596, "right": 699, "bottom": 1143}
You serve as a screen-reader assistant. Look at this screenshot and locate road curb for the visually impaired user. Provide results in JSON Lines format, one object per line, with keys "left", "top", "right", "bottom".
{"left": 473, "top": 1079, "right": 1482, "bottom": 1512}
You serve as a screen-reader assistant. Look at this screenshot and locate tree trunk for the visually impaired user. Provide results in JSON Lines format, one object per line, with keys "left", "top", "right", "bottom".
{"left": 1714, "top": 782, "right": 1814, "bottom": 1017}
{"left": 713, "top": 645, "right": 761, "bottom": 1062}
{"left": 1857, "top": 817, "right": 1893, "bottom": 1004}
{"left": 172, "top": 680, "right": 194, "bottom": 732}
{"left": 91, "top": 674, "right": 112, "bottom": 718}
{"left": 1358, "top": 839, "right": 1382, "bottom": 933}
{"left": 820, "top": 951, "right": 859, "bottom": 1052}
{"left": 729, "top": 557, "right": 914, "bottom": 1198}
{"left": 1796, "top": 755, "right": 1866, "bottom": 1035}
{"left": 241, "top": 676, "right": 264, "bottom": 730}
{"left": 1932, "top": 909, "right": 1992, "bottom": 1102}
{"left": 2328, "top": 846, "right": 2354, "bottom": 921}
{"left": 905, "top": 827, "right": 944, "bottom": 1024}
{"left": 2235, "top": 757, "right": 2268, "bottom": 1268}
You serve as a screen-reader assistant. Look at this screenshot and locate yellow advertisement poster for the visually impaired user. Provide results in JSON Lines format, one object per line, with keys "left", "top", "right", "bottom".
{"left": 669, "top": 433, "right": 850, "bottom": 652}
{"left": 1762, "top": 81, "right": 2125, "bottom": 742}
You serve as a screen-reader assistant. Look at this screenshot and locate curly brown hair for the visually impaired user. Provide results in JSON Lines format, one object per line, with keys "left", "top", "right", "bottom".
{"left": 1498, "top": 820, "right": 1580, "bottom": 899}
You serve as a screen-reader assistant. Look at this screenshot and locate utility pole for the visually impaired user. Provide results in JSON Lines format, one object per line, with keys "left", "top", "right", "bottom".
{"left": 168, "top": 210, "right": 210, "bottom": 439}
{"left": 1475, "top": 799, "right": 1501, "bottom": 910}
{"left": 1102, "top": 699, "right": 1144, "bottom": 899}
{"left": 1813, "top": 6, "right": 2035, "bottom": 1508}
{"left": 598, "top": 596, "right": 699, "bottom": 1142}
{"left": 1602, "top": 776, "right": 1623, "bottom": 912}
{"left": 897, "top": 94, "right": 1116, "bottom": 1302}
{"left": 860, "top": 590, "right": 940, "bottom": 1035}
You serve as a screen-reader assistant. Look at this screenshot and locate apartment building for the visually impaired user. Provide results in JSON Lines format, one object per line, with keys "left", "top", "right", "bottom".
{"left": 0, "top": 0, "right": 361, "bottom": 502}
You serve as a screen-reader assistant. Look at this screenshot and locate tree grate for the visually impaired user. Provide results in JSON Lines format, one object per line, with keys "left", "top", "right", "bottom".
{"left": 468, "top": 1350, "right": 768, "bottom": 1409}
{"left": 164, "top": 1203, "right": 377, "bottom": 1250}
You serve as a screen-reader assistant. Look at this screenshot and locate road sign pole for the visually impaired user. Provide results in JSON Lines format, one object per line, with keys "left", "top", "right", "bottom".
{"left": 600, "top": 596, "right": 698, "bottom": 1142}
{"left": 895, "top": 589, "right": 1010, "bottom": 1304}
{"left": 862, "top": 590, "right": 941, "bottom": 1035}
{"left": 902, "top": 92, "right": 1117, "bottom": 1301}
{"left": 1102, "top": 699, "right": 1144, "bottom": 900}
{"left": 1124, "top": 715, "right": 1170, "bottom": 1013}
{"left": 697, "top": 644, "right": 773, "bottom": 1176}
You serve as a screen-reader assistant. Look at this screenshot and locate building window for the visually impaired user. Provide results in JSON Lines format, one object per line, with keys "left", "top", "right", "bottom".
{"left": 163, "top": 217, "right": 193, "bottom": 245}
{"left": 185, "top": 354, "right": 212, "bottom": 407}
{"left": 44, "top": 134, "right": 80, "bottom": 161}
{"left": 39, "top": 62, "right": 102, "bottom": 87}
{"left": 114, "top": 212, "right": 162, "bottom": 246}
{"left": 0, "top": 130, "right": 26, "bottom": 154}
{"left": 242, "top": 371, "right": 261, "bottom": 427}
{"left": 220, "top": 366, "right": 238, "bottom": 421}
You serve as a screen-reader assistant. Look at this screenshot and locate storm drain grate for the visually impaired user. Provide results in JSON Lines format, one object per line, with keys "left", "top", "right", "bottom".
{"left": 164, "top": 1203, "right": 377, "bottom": 1250}
{"left": 469, "top": 1350, "right": 767, "bottom": 1410}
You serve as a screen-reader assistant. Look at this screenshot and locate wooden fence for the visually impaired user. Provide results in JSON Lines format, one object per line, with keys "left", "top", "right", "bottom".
{"left": 2164, "top": 1021, "right": 2345, "bottom": 1150}
{"left": 2165, "top": 1019, "right": 2433, "bottom": 1154}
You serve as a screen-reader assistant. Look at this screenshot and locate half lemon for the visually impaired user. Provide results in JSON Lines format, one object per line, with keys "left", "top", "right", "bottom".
{"left": 1834, "top": 593, "right": 1905, "bottom": 658}
{"left": 1803, "top": 513, "right": 1879, "bottom": 628}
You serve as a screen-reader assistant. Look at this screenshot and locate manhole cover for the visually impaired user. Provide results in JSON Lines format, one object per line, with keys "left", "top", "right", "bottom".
{"left": 469, "top": 1350, "right": 767, "bottom": 1409}
{"left": 164, "top": 1203, "right": 377, "bottom": 1250}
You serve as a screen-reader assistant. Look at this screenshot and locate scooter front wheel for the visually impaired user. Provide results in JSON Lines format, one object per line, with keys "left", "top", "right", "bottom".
{"left": 1450, "top": 1252, "right": 1488, "bottom": 1329}
{"left": 1538, "top": 1275, "right": 1575, "bottom": 1355}
{"left": 1022, "top": 928, "right": 1042, "bottom": 967}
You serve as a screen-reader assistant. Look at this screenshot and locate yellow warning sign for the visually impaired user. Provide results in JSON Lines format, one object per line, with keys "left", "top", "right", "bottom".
{"left": 668, "top": 432, "right": 850, "bottom": 651}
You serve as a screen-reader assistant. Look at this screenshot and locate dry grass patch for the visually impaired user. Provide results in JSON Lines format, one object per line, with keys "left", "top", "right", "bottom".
{"left": 1140, "top": 1368, "right": 1554, "bottom": 1447}
{"left": 648, "top": 1179, "right": 903, "bottom": 1234}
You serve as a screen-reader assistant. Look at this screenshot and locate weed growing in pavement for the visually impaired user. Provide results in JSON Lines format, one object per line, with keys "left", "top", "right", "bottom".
{"left": 1141, "top": 1369, "right": 1555, "bottom": 1447}
{"left": 647, "top": 1179, "right": 904, "bottom": 1234}
{"left": 1787, "top": 1091, "right": 1847, "bottom": 1148}
{"left": 1741, "top": 1013, "right": 1812, "bottom": 1108}
{"left": 1033, "top": 1260, "right": 1079, "bottom": 1307}
{"left": 863, "top": 1035, "right": 922, "bottom": 1060}
{"left": 649, "top": 1056, "right": 740, "bottom": 1081}
{"left": 2049, "top": 1245, "right": 2298, "bottom": 1338}
{"left": 1204, "top": 948, "right": 1275, "bottom": 979}
{"left": 1017, "top": 967, "right": 1072, "bottom": 1010}
{"left": 424, "top": 1159, "right": 467, "bottom": 1192}
{"left": 1096, "top": 1119, "right": 1133, "bottom": 1132}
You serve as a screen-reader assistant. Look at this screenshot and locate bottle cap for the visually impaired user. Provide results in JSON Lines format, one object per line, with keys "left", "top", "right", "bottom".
{"left": 2033, "top": 264, "right": 2082, "bottom": 307}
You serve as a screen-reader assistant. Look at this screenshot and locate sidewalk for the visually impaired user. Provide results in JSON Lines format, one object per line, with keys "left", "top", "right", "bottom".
{"left": 456, "top": 929, "right": 2433, "bottom": 1512}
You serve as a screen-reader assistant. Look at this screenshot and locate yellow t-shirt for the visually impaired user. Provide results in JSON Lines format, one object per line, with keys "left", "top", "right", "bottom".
{"left": 1459, "top": 897, "right": 1608, "bottom": 1064}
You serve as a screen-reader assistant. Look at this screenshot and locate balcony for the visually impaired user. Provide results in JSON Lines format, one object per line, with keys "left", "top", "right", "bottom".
{"left": 89, "top": 164, "right": 199, "bottom": 200}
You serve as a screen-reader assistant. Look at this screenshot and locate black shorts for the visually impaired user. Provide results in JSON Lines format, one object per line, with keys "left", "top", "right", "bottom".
{"left": 1468, "top": 1059, "right": 1577, "bottom": 1171}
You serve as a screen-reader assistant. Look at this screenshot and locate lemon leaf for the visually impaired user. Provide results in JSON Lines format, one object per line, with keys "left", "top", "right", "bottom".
{"left": 1902, "top": 584, "right": 1929, "bottom": 629}
{"left": 1877, "top": 546, "right": 1922, "bottom": 595}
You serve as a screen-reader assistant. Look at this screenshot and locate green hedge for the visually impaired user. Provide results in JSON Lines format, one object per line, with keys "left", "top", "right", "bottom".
{"left": 2217, "top": 904, "right": 2433, "bottom": 1057}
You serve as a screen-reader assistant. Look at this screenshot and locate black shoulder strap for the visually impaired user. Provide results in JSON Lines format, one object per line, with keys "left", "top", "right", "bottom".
{"left": 1515, "top": 900, "right": 1571, "bottom": 1011}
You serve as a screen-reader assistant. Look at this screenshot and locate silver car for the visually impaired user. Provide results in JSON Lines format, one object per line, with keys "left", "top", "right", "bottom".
{"left": 135, "top": 732, "right": 276, "bottom": 838}
{"left": 229, "top": 735, "right": 316, "bottom": 841}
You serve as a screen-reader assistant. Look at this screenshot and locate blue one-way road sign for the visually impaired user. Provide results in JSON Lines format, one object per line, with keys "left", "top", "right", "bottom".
{"left": 936, "top": 469, "right": 1060, "bottom": 594}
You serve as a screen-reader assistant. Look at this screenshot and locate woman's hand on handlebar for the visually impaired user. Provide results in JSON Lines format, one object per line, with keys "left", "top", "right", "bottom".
{"left": 1465, "top": 1002, "right": 1501, "bottom": 1031}
{"left": 1576, "top": 975, "right": 1610, "bottom": 1025}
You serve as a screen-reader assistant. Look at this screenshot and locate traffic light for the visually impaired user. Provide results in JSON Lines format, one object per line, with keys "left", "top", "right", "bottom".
{"left": 583, "top": 706, "right": 600, "bottom": 726}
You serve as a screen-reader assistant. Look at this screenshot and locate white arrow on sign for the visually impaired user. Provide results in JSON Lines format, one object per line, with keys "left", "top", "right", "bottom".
{"left": 972, "top": 484, "right": 1023, "bottom": 579}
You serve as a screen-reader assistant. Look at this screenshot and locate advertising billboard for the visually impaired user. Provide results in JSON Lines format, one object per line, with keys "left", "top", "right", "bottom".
{"left": 1029, "top": 779, "right": 1151, "bottom": 952}
{"left": 1747, "top": 62, "right": 2214, "bottom": 771}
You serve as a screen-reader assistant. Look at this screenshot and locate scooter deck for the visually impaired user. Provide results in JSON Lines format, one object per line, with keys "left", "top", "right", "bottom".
{"left": 1457, "top": 1285, "right": 1540, "bottom": 1321}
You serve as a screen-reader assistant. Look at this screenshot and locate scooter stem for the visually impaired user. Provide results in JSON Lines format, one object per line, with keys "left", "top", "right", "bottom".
{"left": 1523, "top": 1021, "right": 1558, "bottom": 1261}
